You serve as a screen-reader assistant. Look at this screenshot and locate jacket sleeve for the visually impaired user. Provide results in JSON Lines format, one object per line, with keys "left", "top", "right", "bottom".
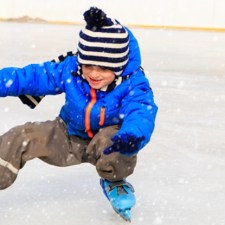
{"left": 0, "top": 56, "right": 76, "bottom": 97}
{"left": 116, "top": 74, "right": 158, "bottom": 151}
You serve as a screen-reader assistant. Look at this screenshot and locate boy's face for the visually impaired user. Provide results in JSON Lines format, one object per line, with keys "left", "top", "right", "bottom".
{"left": 82, "top": 65, "right": 116, "bottom": 89}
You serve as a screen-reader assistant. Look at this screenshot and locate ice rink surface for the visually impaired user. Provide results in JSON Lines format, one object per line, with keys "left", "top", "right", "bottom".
{"left": 0, "top": 22, "right": 225, "bottom": 225}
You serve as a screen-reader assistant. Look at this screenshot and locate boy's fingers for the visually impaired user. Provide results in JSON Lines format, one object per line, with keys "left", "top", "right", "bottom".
{"left": 103, "top": 145, "right": 118, "bottom": 155}
{"left": 103, "top": 148, "right": 112, "bottom": 155}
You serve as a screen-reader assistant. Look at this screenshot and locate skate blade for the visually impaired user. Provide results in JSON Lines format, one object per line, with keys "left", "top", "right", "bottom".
{"left": 113, "top": 207, "right": 131, "bottom": 222}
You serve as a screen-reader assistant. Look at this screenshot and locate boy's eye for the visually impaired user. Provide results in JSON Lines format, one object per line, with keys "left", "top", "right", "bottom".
{"left": 82, "top": 65, "right": 93, "bottom": 71}
{"left": 83, "top": 65, "right": 91, "bottom": 68}
{"left": 99, "top": 66, "right": 108, "bottom": 71}
{"left": 83, "top": 65, "right": 107, "bottom": 70}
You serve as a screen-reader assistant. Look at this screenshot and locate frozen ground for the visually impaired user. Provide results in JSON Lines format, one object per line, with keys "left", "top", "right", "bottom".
{"left": 0, "top": 22, "right": 225, "bottom": 225}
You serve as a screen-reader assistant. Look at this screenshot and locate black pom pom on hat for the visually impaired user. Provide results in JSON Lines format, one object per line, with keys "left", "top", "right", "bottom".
{"left": 83, "top": 7, "right": 111, "bottom": 29}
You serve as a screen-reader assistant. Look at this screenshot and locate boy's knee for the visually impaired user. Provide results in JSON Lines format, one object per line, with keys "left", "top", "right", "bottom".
{"left": 93, "top": 125, "right": 119, "bottom": 148}
{"left": 98, "top": 125, "right": 120, "bottom": 137}
{"left": 86, "top": 125, "right": 120, "bottom": 161}
{"left": 96, "top": 153, "right": 137, "bottom": 181}
{"left": 0, "top": 167, "right": 17, "bottom": 190}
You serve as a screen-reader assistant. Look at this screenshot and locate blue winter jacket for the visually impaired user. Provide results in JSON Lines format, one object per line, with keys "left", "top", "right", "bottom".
{"left": 0, "top": 29, "right": 158, "bottom": 151}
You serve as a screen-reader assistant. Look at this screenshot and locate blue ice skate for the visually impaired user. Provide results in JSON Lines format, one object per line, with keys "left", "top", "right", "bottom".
{"left": 100, "top": 179, "right": 136, "bottom": 222}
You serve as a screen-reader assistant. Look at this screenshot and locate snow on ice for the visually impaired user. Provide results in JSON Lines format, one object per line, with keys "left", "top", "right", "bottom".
{"left": 0, "top": 22, "right": 225, "bottom": 225}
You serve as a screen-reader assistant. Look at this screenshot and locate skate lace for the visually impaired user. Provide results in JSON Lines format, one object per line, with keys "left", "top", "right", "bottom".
{"left": 117, "top": 186, "right": 127, "bottom": 195}
{"left": 107, "top": 180, "right": 135, "bottom": 195}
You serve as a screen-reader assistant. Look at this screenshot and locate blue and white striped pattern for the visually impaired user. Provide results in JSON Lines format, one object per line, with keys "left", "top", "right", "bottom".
{"left": 77, "top": 20, "right": 129, "bottom": 76}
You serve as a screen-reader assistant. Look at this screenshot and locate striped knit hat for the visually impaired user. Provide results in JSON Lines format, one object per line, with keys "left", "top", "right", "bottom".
{"left": 77, "top": 7, "right": 129, "bottom": 76}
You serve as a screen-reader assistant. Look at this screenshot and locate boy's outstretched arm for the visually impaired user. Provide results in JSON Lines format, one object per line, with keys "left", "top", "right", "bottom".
{"left": 0, "top": 56, "right": 76, "bottom": 98}
{"left": 17, "top": 51, "right": 76, "bottom": 109}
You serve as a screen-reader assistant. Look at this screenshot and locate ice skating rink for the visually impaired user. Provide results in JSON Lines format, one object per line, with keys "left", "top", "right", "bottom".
{"left": 0, "top": 22, "right": 225, "bottom": 225}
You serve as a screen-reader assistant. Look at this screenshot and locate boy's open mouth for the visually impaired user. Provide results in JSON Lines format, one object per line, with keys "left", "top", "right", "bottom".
{"left": 90, "top": 77, "right": 102, "bottom": 82}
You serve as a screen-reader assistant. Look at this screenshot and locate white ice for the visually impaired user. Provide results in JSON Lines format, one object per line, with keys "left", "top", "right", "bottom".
{"left": 0, "top": 22, "right": 225, "bottom": 225}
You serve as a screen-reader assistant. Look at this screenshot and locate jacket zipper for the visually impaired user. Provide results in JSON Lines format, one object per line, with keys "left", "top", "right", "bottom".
{"left": 85, "top": 88, "right": 96, "bottom": 138}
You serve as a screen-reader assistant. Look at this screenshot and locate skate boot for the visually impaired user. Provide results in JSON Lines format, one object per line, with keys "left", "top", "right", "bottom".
{"left": 100, "top": 179, "right": 136, "bottom": 222}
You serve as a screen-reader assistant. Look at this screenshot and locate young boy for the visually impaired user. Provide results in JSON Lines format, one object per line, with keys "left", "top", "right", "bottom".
{"left": 0, "top": 7, "right": 157, "bottom": 221}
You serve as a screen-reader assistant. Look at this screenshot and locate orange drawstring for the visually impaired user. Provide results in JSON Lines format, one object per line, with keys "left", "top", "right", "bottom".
{"left": 84, "top": 88, "right": 96, "bottom": 138}
{"left": 99, "top": 107, "right": 105, "bottom": 126}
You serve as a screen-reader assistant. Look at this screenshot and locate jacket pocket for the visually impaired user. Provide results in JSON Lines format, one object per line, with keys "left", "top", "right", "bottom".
{"left": 99, "top": 106, "right": 105, "bottom": 126}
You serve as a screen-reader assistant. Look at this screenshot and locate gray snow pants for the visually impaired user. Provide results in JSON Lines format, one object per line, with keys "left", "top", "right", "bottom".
{"left": 0, "top": 117, "right": 137, "bottom": 190}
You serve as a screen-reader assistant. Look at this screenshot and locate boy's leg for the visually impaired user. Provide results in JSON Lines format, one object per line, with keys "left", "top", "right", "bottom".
{"left": 85, "top": 126, "right": 137, "bottom": 221}
{"left": 0, "top": 117, "right": 85, "bottom": 190}
{"left": 85, "top": 125, "right": 137, "bottom": 181}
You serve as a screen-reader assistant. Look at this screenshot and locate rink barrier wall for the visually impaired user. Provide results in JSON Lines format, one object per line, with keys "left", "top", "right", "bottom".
{"left": 1, "top": 18, "right": 225, "bottom": 33}
{"left": 132, "top": 24, "right": 225, "bottom": 32}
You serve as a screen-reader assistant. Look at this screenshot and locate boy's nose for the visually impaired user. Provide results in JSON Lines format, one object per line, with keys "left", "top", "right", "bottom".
{"left": 91, "top": 67, "right": 100, "bottom": 77}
